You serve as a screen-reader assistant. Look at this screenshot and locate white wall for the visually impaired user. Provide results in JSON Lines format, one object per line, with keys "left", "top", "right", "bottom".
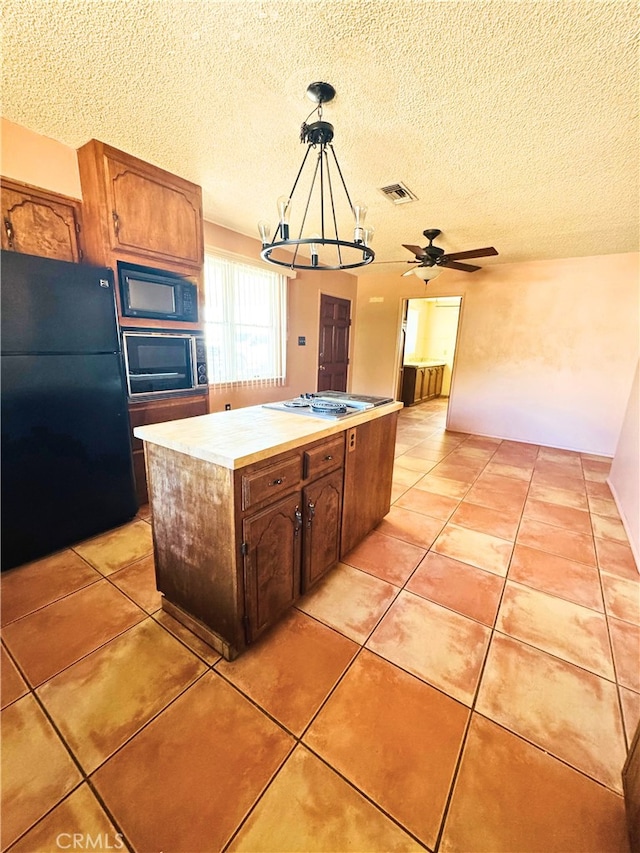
{"left": 353, "top": 252, "right": 639, "bottom": 456}
{"left": 609, "top": 361, "right": 640, "bottom": 570}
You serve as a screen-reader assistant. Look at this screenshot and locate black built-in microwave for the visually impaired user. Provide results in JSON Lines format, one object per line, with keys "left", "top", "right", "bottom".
{"left": 118, "top": 261, "right": 198, "bottom": 322}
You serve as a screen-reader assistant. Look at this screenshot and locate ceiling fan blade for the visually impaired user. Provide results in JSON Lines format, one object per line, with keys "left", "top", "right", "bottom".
{"left": 441, "top": 260, "right": 481, "bottom": 272}
{"left": 443, "top": 246, "right": 498, "bottom": 261}
{"left": 374, "top": 259, "right": 419, "bottom": 265}
{"left": 402, "top": 243, "right": 427, "bottom": 258}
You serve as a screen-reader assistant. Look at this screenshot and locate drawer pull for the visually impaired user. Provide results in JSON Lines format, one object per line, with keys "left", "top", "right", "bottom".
{"left": 270, "top": 477, "right": 284, "bottom": 486}
{"left": 324, "top": 454, "right": 333, "bottom": 461}
{"left": 307, "top": 500, "right": 315, "bottom": 527}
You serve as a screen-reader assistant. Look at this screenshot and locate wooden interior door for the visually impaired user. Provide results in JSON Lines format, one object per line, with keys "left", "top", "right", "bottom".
{"left": 317, "top": 294, "right": 351, "bottom": 392}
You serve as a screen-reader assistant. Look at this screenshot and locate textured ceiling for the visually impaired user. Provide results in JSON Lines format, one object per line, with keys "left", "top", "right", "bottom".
{"left": 2, "top": 0, "right": 638, "bottom": 273}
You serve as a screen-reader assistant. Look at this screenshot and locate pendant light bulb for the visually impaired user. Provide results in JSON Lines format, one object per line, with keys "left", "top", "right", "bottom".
{"left": 258, "top": 220, "right": 271, "bottom": 246}
{"left": 353, "top": 201, "right": 368, "bottom": 244}
{"left": 363, "top": 226, "right": 375, "bottom": 246}
{"left": 277, "top": 196, "right": 291, "bottom": 240}
{"left": 309, "top": 233, "right": 321, "bottom": 267}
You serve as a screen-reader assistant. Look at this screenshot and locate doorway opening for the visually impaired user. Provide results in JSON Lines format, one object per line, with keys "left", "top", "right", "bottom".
{"left": 397, "top": 296, "right": 462, "bottom": 420}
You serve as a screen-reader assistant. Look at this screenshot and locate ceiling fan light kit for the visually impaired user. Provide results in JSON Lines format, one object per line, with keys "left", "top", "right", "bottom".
{"left": 259, "top": 82, "right": 375, "bottom": 272}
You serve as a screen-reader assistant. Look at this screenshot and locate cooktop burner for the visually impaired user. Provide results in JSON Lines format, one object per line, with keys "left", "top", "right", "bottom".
{"left": 262, "top": 391, "right": 394, "bottom": 420}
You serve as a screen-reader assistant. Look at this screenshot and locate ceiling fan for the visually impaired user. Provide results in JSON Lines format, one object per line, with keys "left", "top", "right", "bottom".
{"left": 384, "top": 229, "right": 498, "bottom": 279}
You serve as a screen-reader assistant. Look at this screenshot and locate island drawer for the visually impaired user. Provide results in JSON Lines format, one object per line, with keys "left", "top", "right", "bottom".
{"left": 303, "top": 435, "right": 345, "bottom": 480}
{"left": 241, "top": 455, "right": 302, "bottom": 510}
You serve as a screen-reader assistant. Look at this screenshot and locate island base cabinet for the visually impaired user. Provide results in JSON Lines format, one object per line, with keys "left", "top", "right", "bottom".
{"left": 143, "top": 411, "right": 397, "bottom": 660}
{"left": 243, "top": 492, "right": 302, "bottom": 644}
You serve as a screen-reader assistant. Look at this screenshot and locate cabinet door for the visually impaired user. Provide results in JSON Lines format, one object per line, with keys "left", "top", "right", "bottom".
{"left": 106, "top": 152, "right": 203, "bottom": 266}
{"left": 414, "top": 368, "right": 425, "bottom": 404}
{"left": 1, "top": 179, "right": 83, "bottom": 262}
{"left": 243, "top": 492, "right": 302, "bottom": 643}
{"left": 302, "top": 468, "right": 343, "bottom": 592}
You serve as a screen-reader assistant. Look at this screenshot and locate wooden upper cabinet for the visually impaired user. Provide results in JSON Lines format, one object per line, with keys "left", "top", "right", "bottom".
{"left": 1, "top": 178, "right": 83, "bottom": 263}
{"left": 77, "top": 139, "right": 203, "bottom": 270}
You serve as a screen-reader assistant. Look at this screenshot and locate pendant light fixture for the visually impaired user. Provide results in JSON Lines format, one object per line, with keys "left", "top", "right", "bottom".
{"left": 259, "top": 82, "right": 375, "bottom": 271}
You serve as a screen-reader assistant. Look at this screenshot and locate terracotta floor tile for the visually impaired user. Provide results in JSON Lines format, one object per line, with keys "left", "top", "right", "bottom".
{"left": 528, "top": 481, "right": 589, "bottom": 510}
{"left": 586, "top": 479, "right": 614, "bottom": 500}
{"left": 367, "top": 590, "right": 490, "bottom": 705}
{"left": 152, "top": 609, "right": 221, "bottom": 665}
{"left": 508, "top": 543, "right": 604, "bottom": 611}
{"left": 0, "top": 549, "right": 100, "bottom": 627}
{"left": 228, "top": 745, "right": 423, "bottom": 852}
{"left": 1, "top": 580, "right": 145, "bottom": 687}
{"left": 531, "top": 468, "right": 586, "bottom": 492}
{"left": 497, "top": 581, "right": 614, "bottom": 678}
{"left": 534, "top": 456, "right": 584, "bottom": 479}
{"left": 596, "top": 537, "right": 639, "bottom": 580}
{"left": 216, "top": 609, "right": 357, "bottom": 735}
{"left": 476, "top": 633, "right": 627, "bottom": 792}
{"left": 484, "top": 460, "right": 533, "bottom": 481}
{"left": 37, "top": 619, "right": 206, "bottom": 773}
{"left": 538, "top": 446, "right": 582, "bottom": 465}
{"left": 620, "top": 687, "right": 640, "bottom": 747}
{"left": 517, "top": 517, "right": 596, "bottom": 565}
{"left": 450, "top": 500, "right": 521, "bottom": 540}
{"left": 433, "top": 523, "right": 513, "bottom": 576}
{"left": 592, "top": 513, "right": 629, "bottom": 543}
{"left": 392, "top": 465, "right": 424, "bottom": 488}
{"left": 462, "top": 435, "right": 502, "bottom": 450}
{"left": 1, "top": 694, "right": 82, "bottom": 849}
{"left": 92, "top": 672, "right": 293, "bottom": 853}
{"left": 390, "top": 483, "right": 408, "bottom": 503}
{"left": 110, "top": 554, "right": 162, "bottom": 614}
{"left": 407, "top": 551, "right": 504, "bottom": 626}
{"left": 523, "top": 497, "right": 592, "bottom": 534}
{"left": 1, "top": 643, "right": 28, "bottom": 709}
{"left": 583, "top": 462, "right": 611, "bottom": 483}
{"left": 72, "top": 519, "right": 153, "bottom": 576}
{"left": 602, "top": 573, "right": 640, "bottom": 625}
{"left": 8, "top": 785, "right": 121, "bottom": 853}
{"left": 394, "top": 453, "right": 440, "bottom": 473}
{"left": 414, "top": 473, "right": 471, "bottom": 498}
{"left": 428, "top": 461, "right": 481, "bottom": 484}
{"left": 463, "top": 478, "right": 528, "bottom": 514}
{"left": 304, "top": 650, "right": 469, "bottom": 849}
{"left": 395, "top": 486, "right": 460, "bottom": 520}
{"left": 400, "top": 444, "right": 447, "bottom": 462}
{"left": 342, "top": 529, "right": 426, "bottom": 586}
{"left": 375, "top": 505, "right": 445, "bottom": 549}
{"left": 296, "top": 562, "right": 398, "bottom": 644}
{"left": 588, "top": 495, "right": 621, "bottom": 518}
{"left": 441, "top": 714, "right": 629, "bottom": 853}
{"left": 609, "top": 617, "right": 640, "bottom": 692}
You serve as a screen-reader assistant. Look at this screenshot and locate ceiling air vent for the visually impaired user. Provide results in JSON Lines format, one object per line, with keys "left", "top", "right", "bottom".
{"left": 378, "top": 182, "right": 418, "bottom": 204}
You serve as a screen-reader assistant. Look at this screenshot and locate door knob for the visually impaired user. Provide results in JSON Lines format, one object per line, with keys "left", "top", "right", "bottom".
{"left": 319, "top": 365, "right": 326, "bottom": 371}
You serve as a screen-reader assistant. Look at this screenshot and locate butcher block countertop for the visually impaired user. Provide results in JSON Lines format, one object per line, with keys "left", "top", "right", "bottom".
{"left": 134, "top": 400, "right": 403, "bottom": 469}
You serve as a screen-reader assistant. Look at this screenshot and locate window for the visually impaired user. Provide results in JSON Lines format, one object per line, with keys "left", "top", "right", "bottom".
{"left": 204, "top": 252, "right": 287, "bottom": 388}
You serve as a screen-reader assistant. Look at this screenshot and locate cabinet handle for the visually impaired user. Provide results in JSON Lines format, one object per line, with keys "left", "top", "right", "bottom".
{"left": 294, "top": 506, "right": 302, "bottom": 534}
{"left": 4, "top": 218, "right": 14, "bottom": 249}
{"left": 324, "top": 454, "right": 333, "bottom": 461}
{"left": 307, "top": 500, "right": 315, "bottom": 527}
{"left": 270, "top": 477, "right": 284, "bottom": 486}
{"left": 112, "top": 210, "right": 120, "bottom": 236}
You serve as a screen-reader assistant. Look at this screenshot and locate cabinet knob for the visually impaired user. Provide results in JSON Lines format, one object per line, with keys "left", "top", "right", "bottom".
{"left": 324, "top": 454, "right": 333, "bottom": 461}
{"left": 270, "top": 477, "right": 284, "bottom": 486}
{"left": 307, "top": 500, "right": 316, "bottom": 527}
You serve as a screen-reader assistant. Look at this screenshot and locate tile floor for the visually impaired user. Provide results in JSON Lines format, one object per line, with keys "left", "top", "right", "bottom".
{"left": 2, "top": 399, "right": 639, "bottom": 852}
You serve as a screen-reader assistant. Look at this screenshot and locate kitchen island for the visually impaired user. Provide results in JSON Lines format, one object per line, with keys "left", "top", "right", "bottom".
{"left": 134, "top": 400, "right": 402, "bottom": 659}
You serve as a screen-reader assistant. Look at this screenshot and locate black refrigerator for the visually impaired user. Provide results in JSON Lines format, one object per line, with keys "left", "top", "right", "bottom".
{"left": 1, "top": 250, "right": 138, "bottom": 570}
